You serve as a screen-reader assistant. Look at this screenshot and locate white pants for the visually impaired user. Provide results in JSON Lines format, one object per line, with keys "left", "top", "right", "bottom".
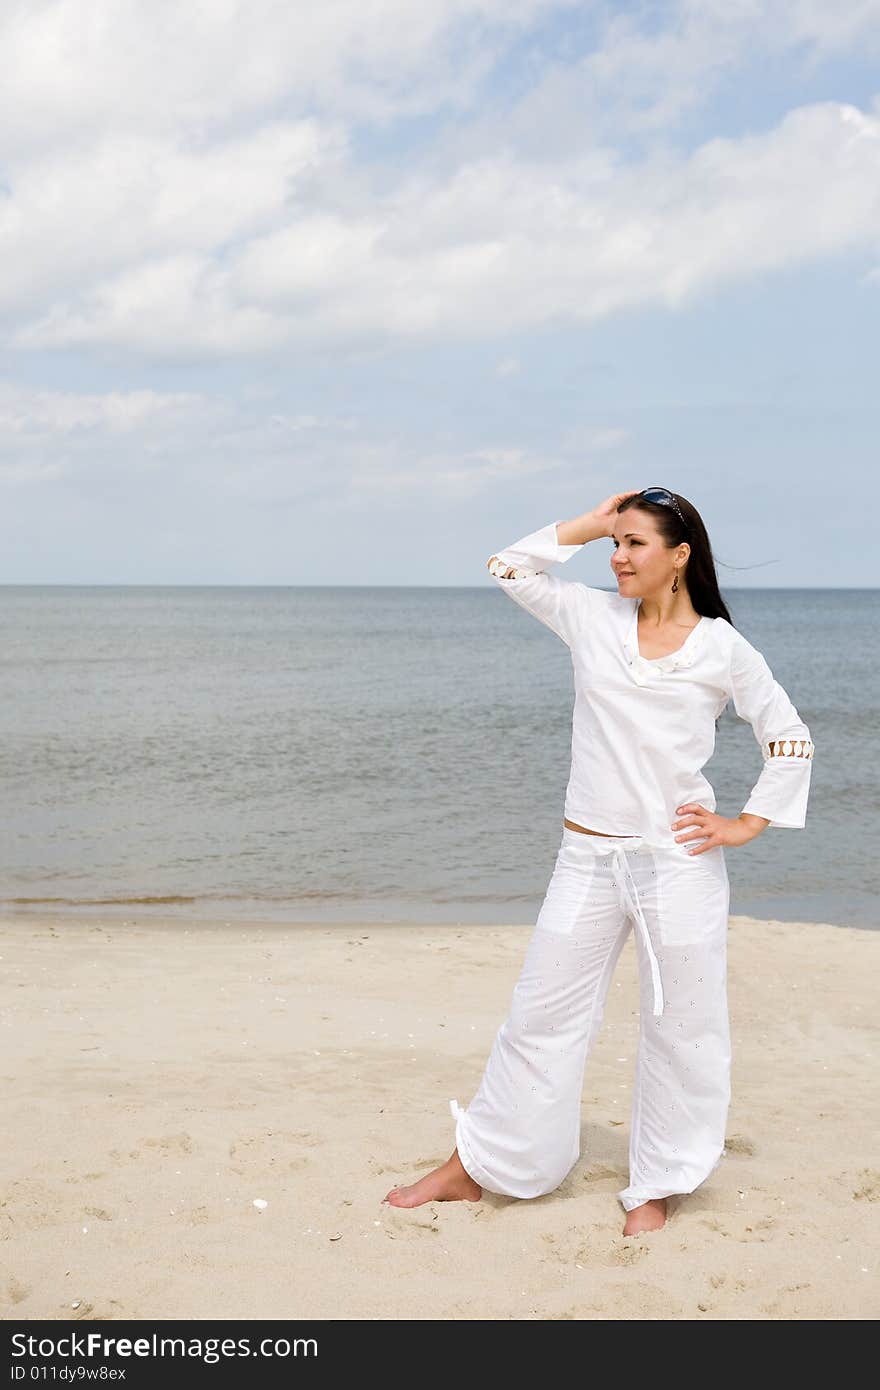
{"left": 450, "top": 826, "right": 732, "bottom": 1212}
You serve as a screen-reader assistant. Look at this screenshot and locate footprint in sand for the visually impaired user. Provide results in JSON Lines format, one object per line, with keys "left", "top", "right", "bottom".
{"left": 83, "top": 1206, "right": 113, "bottom": 1222}
{"left": 699, "top": 1214, "right": 775, "bottom": 1242}
{"left": 540, "top": 1232, "right": 651, "bottom": 1268}
{"left": 723, "top": 1134, "right": 756, "bottom": 1156}
{"left": 604, "top": 1241, "right": 652, "bottom": 1267}
{"left": 852, "top": 1168, "right": 880, "bottom": 1202}
{"left": 184, "top": 1206, "right": 211, "bottom": 1225}
{"left": 70, "top": 1298, "right": 125, "bottom": 1321}
{"left": 759, "top": 1282, "right": 812, "bottom": 1316}
{"left": 109, "top": 1134, "right": 194, "bottom": 1163}
{"left": 228, "top": 1130, "right": 318, "bottom": 1176}
{"left": 7, "top": 1277, "right": 30, "bottom": 1306}
{"left": 708, "top": 1273, "right": 748, "bottom": 1293}
{"left": 597, "top": 1279, "right": 682, "bottom": 1318}
{"left": 370, "top": 1155, "right": 444, "bottom": 1178}
{"left": 141, "top": 1133, "right": 193, "bottom": 1156}
{"left": 580, "top": 1163, "right": 624, "bottom": 1186}
{"left": 381, "top": 1216, "right": 442, "bottom": 1240}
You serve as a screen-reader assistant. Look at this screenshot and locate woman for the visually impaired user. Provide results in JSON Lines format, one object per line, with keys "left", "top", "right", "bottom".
{"left": 384, "top": 487, "right": 815, "bottom": 1235}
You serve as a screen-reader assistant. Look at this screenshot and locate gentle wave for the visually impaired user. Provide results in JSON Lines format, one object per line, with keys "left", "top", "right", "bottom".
{"left": 0, "top": 584, "right": 876, "bottom": 928}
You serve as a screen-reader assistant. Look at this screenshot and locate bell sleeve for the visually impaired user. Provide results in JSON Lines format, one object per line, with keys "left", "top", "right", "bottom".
{"left": 486, "top": 521, "right": 591, "bottom": 648}
{"left": 726, "top": 631, "right": 815, "bottom": 828}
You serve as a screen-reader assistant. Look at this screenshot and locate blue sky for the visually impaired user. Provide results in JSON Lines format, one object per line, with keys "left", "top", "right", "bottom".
{"left": 1, "top": 0, "right": 878, "bottom": 586}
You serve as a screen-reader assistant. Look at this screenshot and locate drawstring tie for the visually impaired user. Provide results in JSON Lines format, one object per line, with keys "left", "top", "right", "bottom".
{"left": 599, "top": 840, "right": 664, "bottom": 1017}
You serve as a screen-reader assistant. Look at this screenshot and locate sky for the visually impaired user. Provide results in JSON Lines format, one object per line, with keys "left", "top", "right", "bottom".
{"left": 1, "top": 0, "right": 878, "bottom": 587}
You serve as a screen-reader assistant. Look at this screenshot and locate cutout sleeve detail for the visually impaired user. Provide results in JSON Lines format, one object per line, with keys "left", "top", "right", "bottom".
{"left": 726, "top": 632, "right": 815, "bottom": 829}
{"left": 762, "top": 738, "right": 815, "bottom": 760}
{"left": 486, "top": 521, "right": 589, "bottom": 647}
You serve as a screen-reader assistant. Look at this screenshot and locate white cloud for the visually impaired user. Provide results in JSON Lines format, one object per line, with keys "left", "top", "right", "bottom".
{"left": 577, "top": 0, "right": 880, "bottom": 134}
{"left": 1, "top": 2, "right": 879, "bottom": 362}
{"left": 1, "top": 2, "right": 876, "bottom": 585}
{"left": 0, "top": 121, "right": 339, "bottom": 315}
{"left": 16, "top": 254, "right": 295, "bottom": 358}
{"left": 0, "top": 382, "right": 210, "bottom": 490}
{"left": 682, "top": 0, "right": 880, "bottom": 53}
{"left": 560, "top": 426, "right": 632, "bottom": 454}
{"left": 0, "top": 0, "right": 573, "bottom": 156}
{"left": 0, "top": 377, "right": 581, "bottom": 510}
{"left": 0, "top": 381, "right": 203, "bottom": 442}
{"left": 495, "top": 357, "right": 521, "bottom": 377}
{"left": 346, "top": 444, "right": 565, "bottom": 502}
{"left": 15, "top": 101, "right": 880, "bottom": 356}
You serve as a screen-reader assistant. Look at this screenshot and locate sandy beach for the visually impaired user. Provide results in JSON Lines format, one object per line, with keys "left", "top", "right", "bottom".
{"left": 1, "top": 910, "right": 877, "bottom": 1321}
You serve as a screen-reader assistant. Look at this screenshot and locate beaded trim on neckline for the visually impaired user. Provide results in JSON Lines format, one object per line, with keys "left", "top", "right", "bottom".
{"left": 623, "top": 603, "right": 711, "bottom": 685}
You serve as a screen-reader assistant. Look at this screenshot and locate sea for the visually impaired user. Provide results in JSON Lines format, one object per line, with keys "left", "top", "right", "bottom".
{"left": 0, "top": 585, "right": 874, "bottom": 929}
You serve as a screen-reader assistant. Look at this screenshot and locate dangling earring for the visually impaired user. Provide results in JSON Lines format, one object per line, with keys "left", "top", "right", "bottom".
{"left": 671, "top": 570, "right": 679, "bottom": 593}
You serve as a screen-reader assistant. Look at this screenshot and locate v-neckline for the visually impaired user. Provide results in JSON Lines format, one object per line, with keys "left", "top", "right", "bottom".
{"left": 631, "top": 601, "right": 707, "bottom": 664}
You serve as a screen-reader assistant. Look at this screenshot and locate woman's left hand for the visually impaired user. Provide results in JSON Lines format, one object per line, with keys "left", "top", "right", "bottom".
{"left": 671, "top": 804, "right": 758, "bottom": 853}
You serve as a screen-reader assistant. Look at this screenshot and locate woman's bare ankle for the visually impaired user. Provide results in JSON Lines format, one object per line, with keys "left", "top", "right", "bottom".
{"left": 383, "top": 1150, "right": 482, "bottom": 1208}
{"left": 622, "top": 1197, "right": 668, "bottom": 1235}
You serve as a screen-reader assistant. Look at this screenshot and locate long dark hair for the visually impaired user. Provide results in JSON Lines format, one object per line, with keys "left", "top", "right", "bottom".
{"left": 616, "top": 490, "right": 734, "bottom": 626}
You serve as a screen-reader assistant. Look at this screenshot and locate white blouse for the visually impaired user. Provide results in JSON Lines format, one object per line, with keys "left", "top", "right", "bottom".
{"left": 488, "top": 521, "right": 815, "bottom": 850}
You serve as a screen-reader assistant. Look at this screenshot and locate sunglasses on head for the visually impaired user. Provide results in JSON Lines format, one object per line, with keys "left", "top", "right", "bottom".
{"left": 638, "top": 486, "right": 689, "bottom": 530}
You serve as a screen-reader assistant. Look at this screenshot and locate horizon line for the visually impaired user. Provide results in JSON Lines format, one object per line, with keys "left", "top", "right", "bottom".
{"left": 0, "top": 582, "right": 875, "bottom": 592}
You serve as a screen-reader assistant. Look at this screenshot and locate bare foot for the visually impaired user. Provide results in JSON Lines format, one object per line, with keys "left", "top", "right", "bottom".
{"left": 623, "top": 1198, "right": 667, "bottom": 1235}
{"left": 383, "top": 1149, "right": 482, "bottom": 1208}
